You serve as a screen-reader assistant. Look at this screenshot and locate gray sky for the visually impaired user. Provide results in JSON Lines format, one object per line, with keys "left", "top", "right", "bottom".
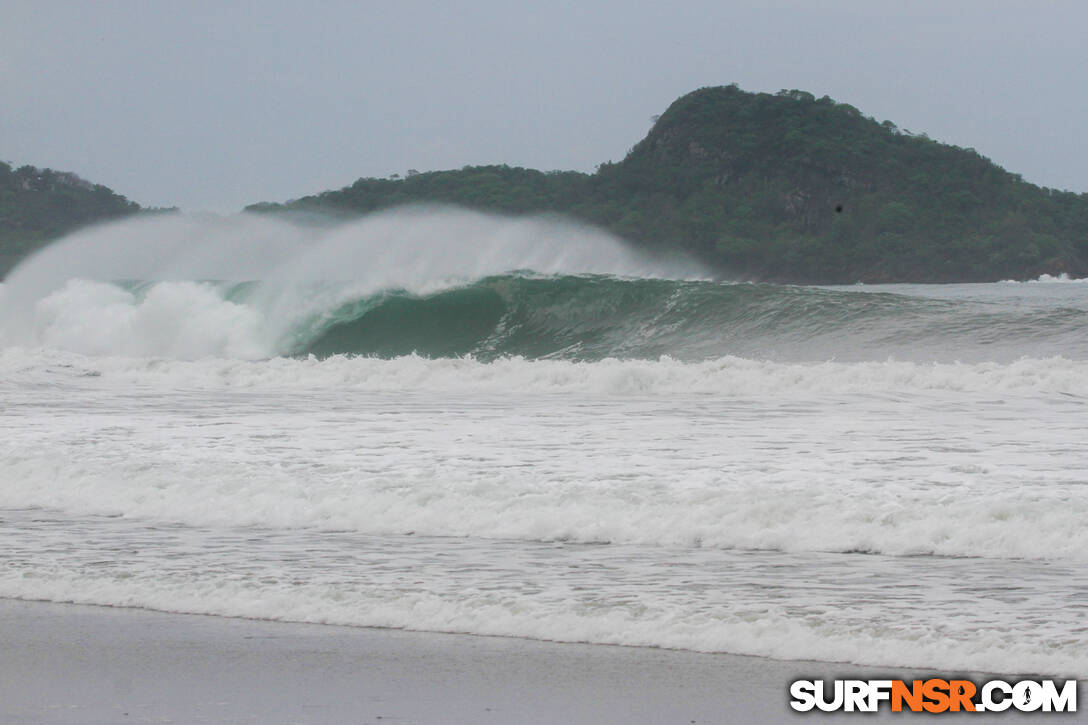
{"left": 3, "top": 0, "right": 1086, "bottom": 212}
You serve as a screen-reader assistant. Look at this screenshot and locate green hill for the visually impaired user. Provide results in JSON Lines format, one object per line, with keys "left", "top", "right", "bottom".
{"left": 250, "top": 86, "right": 1088, "bottom": 283}
{"left": 0, "top": 161, "right": 141, "bottom": 278}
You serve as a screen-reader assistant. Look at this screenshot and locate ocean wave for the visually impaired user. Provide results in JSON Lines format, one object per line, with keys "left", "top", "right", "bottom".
{"left": 5, "top": 274, "right": 1088, "bottom": 362}
{"left": 4, "top": 209, "right": 1088, "bottom": 362}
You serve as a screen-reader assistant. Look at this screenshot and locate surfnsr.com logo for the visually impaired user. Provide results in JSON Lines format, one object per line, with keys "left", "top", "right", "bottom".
{"left": 789, "top": 679, "right": 1077, "bottom": 713}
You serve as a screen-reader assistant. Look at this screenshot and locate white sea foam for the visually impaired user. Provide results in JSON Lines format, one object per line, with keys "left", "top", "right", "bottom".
{"left": 1, "top": 514, "right": 1084, "bottom": 676}
{"left": 2, "top": 349, "right": 1086, "bottom": 563}
{"left": 4, "top": 346, "right": 1088, "bottom": 396}
{"left": 4, "top": 566, "right": 1083, "bottom": 677}
{"left": 0, "top": 208, "right": 702, "bottom": 355}
{"left": 1001, "top": 272, "right": 1088, "bottom": 283}
{"left": 3, "top": 222, "right": 1085, "bottom": 676}
{"left": 25, "top": 280, "right": 267, "bottom": 358}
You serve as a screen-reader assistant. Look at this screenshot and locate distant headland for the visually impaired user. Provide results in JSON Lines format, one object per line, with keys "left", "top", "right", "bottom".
{"left": 6, "top": 85, "right": 1088, "bottom": 283}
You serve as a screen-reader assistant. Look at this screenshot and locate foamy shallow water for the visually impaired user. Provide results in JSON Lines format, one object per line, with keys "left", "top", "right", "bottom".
{"left": 3, "top": 510, "right": 1085, "bottom": 676}
{"left": 2, "top": 350, "right": 1086, "bottom": 675}
{"left": 1, "top": 213, "right": 1086, "bottom": 676}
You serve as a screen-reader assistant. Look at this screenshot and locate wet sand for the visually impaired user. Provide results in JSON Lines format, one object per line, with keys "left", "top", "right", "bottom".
{"left": 0, "top": 598, "right": 1075, "bottom": 724}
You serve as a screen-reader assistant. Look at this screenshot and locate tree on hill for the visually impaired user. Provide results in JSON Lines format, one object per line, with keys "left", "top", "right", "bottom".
{"left": 250, "top": 85, "right": 1088, "bottom": 283}
{"left": 0, "top": 162, "right": 143, "bottom": 278}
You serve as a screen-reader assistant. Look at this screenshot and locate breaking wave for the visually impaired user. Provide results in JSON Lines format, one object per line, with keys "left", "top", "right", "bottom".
{"left": 4, "top": 273, "right": 1088, "bottom": 362}
{"left": 3, "top": 208, "right": 1087, "bottom": 362}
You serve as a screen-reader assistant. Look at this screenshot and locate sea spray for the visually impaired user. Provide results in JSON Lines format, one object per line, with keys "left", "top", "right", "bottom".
{"left": 2, "top": 208, "right": 1086, "bottom": 676}
{"left": 5, "top": 208, "right": 1088, "bottom": 361}
{"left": 0, "top": 207, "right": 702, "bottom": 357}
{"left": 5, "top": 273, "right": 1088, "bottom": 361}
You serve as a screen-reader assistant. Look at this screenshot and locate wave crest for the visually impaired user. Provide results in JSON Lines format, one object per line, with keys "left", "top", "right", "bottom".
{"left": 7, "top": 273, "right": 1088, "bottom": 362}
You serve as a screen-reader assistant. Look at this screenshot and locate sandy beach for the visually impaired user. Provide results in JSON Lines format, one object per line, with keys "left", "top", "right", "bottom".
{"left": 0, "top": 598, "right": 1075, "bottom": 724}
{"left": 6, "top": 3, "right": 1088, "bottom": 721}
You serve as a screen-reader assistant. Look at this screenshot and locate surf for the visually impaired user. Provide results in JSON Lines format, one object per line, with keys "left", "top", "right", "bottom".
{"left": 3, "top": 206, "right": 1087, "bottom": 363}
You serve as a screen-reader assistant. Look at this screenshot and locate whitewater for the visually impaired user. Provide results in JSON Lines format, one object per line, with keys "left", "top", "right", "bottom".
{"left": 1, "top": 208, "right": 1086, "bottom": 676}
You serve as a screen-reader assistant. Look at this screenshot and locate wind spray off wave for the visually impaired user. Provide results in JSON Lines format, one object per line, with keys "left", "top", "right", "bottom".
{"left": 0, "top": 207, "right": 701, "bottom": 358}
{"left": 4, "top": 208, "right": 1088, "bottom": 362}
{"left": 2, "top": 207, "right": 1087, "bottom": 676}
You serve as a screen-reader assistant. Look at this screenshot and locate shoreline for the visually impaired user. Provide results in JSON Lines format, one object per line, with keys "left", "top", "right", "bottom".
{"left": 1, "top": 598, "right": 1076, "bottom": 724}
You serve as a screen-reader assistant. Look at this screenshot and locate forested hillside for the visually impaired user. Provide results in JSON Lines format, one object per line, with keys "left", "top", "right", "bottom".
{"left": 250, "top": 86, "right": 1088, "bottom": 282}
{"left": 7, "top": 87, "right": 1087, "bottom": 283}
{"left": 0, "top": 162, "right": 140, "bottom": 277}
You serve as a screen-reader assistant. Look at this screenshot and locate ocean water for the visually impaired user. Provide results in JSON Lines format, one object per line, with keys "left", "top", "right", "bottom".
{"left": 1, "top": 209, "right": 1086, "bottom": 676}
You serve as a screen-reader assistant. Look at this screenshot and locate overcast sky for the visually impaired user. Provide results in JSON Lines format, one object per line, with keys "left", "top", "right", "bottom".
{"left": 3, "top": 1, "right": 1086, "bottom": 212}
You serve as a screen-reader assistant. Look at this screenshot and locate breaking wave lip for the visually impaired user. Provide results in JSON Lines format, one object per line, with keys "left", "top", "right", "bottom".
{"left": 4, "top": 207, "right": 1088, "bottom": 362}
{"left": 5, "top": 272, "right": 1088, "bottom": 362}
{"left": 0, "top": 206, "right": 709, "bottom": 359}
{"left": 0, "top": 205, "right": 703, "bottom": 303}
